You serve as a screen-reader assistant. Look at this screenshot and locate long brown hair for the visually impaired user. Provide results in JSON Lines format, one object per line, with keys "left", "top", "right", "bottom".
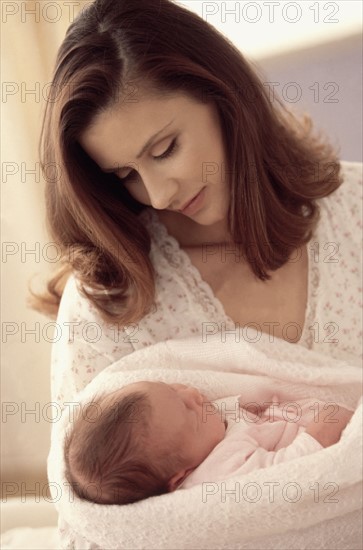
{"left": 29, "top": 0, "right": 343, "bottom": 325}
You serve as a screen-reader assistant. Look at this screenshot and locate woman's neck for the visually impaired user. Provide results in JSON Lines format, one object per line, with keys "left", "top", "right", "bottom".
{"left": 154, "top": 208, "right": 234, "bottom": 247}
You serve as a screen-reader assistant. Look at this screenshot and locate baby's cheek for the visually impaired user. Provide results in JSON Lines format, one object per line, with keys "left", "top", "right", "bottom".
{"left": 210, "top": 413, "right": 226, "bottom": 441}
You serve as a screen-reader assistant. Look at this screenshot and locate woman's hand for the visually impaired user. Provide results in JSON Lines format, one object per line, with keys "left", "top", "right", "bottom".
{"left": 305, "top": 404, "right": 353, "bottom": 448}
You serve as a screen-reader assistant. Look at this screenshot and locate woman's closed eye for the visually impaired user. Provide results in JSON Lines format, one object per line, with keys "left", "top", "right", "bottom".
{"left": 153, "top": 137, "right": 178, "bottom": 161}
{"left": 117, "top": 138, "right": 178, "bottom": 182}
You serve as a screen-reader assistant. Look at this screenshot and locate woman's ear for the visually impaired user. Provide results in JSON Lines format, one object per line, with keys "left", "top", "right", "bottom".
{"left": 167, "top": 467, "right": 195, "bottom": 491}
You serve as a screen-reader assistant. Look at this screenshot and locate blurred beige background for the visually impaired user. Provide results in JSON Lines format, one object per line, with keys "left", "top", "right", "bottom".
{"left": 1, "top": 0, "right": 362, "bottom": 535}
{"left": 1, "top": 2, "right": 77, "bottom": 497}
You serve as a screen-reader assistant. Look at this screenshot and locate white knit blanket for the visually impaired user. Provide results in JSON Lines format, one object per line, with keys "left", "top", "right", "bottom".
{"left": 48, "top": 332, "right": 363, "bottom": 549}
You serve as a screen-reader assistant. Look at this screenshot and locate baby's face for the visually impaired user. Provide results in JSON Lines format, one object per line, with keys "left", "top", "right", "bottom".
{"left": 117, "top": 381, "right": 226, "bottom": 471}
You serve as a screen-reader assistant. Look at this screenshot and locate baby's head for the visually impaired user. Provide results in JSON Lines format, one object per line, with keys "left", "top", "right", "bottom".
{"left": 64, "top": 381, "right": 226, "bottom": 505}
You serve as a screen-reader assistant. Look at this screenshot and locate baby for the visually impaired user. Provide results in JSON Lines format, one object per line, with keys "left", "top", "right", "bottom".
{"left": 64, "top": 381, "right": 353, "bottom": 505}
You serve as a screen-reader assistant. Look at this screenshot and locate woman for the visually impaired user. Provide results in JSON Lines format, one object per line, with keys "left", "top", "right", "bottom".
{"left": 31, "top": 0, "right": 362, "bottom": 547}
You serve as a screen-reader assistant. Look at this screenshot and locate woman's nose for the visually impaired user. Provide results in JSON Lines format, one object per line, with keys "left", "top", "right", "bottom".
{"left": 142, "top": 173, "right": 178, "bottom": 210}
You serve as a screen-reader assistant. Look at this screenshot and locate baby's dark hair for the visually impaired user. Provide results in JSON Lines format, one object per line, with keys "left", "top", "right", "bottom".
{"left": 64, "top": 389, "right": 186, "bottom": 504}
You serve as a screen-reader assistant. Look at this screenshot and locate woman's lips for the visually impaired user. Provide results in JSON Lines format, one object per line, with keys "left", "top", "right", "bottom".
{"left": 178, "top": 187, "right": 206, "bottom": 216}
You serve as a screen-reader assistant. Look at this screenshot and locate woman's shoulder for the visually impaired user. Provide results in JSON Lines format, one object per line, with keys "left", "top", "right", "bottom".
{"left": 336, "top": 160, "right": 362, "bottom": 199}
{"left": 308, "top": 160, "right": 362, "bottom": 361}
{"left": 59, "top": 271, "right": 127, "bottom": 319}
{"left": 339, "top": 159, "right": 362, "bottom": 178}
{"left": 58, "top": 271, "right": 95, "bottom": 321}
{"left": 313, "top": 159, "right": 362, "bottom": 266}
{"left": 317, "top": 160, "right": 362, "bottom": 240}
{"left": 329, "top": 160, "right": 363, "bottom": 210}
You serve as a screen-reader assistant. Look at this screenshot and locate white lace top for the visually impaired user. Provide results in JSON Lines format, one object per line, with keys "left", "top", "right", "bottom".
{"left": 50, "top": 160, "right": 362, "bottom": 548}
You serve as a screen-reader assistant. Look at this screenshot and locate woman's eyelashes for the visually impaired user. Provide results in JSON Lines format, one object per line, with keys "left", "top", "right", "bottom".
{"left": 117, "top": 138, "right": 178, "bottom": 182}
{"left": 153, "top": 137, "right": 178, "bottom": 161}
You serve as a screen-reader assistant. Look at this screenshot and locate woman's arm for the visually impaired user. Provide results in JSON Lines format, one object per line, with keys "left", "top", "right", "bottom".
{"left": 50, "top": 274, "right": 135, "bottom": 408}
{"left": 50, "top": 274, "right": 137, "bottom": 550}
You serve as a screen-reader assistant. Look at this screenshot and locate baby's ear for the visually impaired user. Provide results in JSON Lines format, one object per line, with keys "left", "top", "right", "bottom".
{"left": 168, "top": 467, "right": 194, "bottom": 491}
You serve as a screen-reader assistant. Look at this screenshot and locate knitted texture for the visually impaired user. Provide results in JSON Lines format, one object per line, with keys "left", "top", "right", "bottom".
{"left": 48, "top": 333, "right": 362, "bottom": 549}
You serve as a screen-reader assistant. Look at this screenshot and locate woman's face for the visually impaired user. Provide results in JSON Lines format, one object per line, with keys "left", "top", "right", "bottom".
{"left": 79, "top": 90, "right": 229, "bottom": 226}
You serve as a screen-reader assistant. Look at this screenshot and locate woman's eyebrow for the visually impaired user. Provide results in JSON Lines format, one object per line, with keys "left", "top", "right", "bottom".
{"left": 103, "top": 119, "right": 175, "bottom": 172}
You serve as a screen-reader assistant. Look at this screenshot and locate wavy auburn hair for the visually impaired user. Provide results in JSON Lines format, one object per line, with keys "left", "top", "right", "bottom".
{"left": 29, "top": 0, "right": 343, "bottom": 325}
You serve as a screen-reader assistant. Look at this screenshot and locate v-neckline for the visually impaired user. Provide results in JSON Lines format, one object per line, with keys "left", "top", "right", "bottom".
{"left": 143, "top": 207, "right": 317, "bottom": 347}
